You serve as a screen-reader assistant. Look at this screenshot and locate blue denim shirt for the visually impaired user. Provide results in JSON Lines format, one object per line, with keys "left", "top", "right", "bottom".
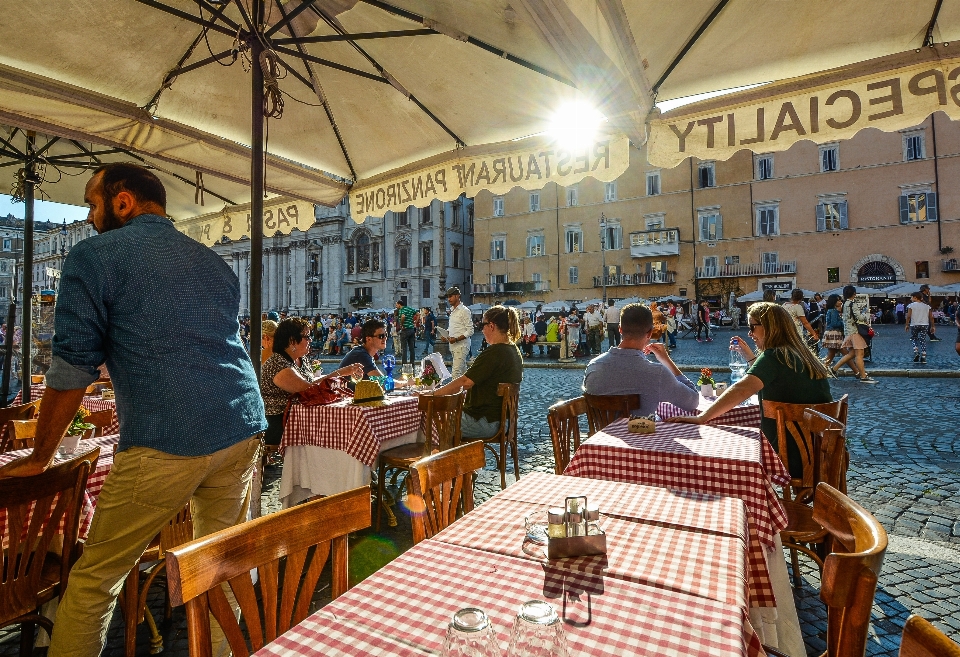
{"left": 47, "top": 214, "right": 267, "bottom": 456}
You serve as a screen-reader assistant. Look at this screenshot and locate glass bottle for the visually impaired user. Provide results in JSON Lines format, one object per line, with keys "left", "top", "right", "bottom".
{"left": 547, "top": 508, "right": 566, "bottom": 539}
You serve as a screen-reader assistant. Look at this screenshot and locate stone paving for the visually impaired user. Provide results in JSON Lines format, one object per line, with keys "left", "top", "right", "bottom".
{"left": 5, "top": 343, "right": 960, "bottom": 656}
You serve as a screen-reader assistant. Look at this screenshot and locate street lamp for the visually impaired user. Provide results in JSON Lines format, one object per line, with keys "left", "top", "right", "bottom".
{"left": 599, "top": 212, "right": 607, "bottom": 305}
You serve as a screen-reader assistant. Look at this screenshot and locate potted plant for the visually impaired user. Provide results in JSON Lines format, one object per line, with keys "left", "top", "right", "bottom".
{"left": 60, "top": 407, "right": 96, "bottom": 455}
{"left": 697, "top": 368, "right": 716, "bottom": 397}
{"left": 416, "top": 361, "right": 441, "bottom": 390}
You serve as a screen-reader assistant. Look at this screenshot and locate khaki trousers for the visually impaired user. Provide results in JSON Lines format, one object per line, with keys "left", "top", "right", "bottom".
{"left": 449, "top": 340, "right": 470, "bottom": 380}
{"left": 48, "top": 437, "right": 262, "bottom": 657}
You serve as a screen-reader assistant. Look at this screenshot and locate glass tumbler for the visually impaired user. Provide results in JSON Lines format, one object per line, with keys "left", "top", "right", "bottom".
{"left": 507, "top": 600, "right": 569, "bottom": 657}
{"left": 440, "top": 608, "right": 501, "bottom": 657}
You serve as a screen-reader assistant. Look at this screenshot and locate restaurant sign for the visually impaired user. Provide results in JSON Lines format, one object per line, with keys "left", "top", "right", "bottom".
{"left": 647, "top": 47, "right": 960, "bottom": 168}
{"left": 175, "top": 198, "right": 314, "bottom": 247}
{"left": 348, "top": 133, "right": 630, "bottom": 224}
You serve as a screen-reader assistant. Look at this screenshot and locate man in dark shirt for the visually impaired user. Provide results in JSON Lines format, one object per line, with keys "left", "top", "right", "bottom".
{"left": 395, "top": 300, "right": 418, "bottom": 365}
{"left": 421, "top": 307, "right": 437, "bottom": 357}
{"left": 339, "top": 319, "right": 386, "bottom": 387}
{"left": 534, "top": 314, "right": 548, "bottom": 355}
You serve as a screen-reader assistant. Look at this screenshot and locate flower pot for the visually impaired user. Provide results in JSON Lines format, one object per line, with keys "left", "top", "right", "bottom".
{"left": 699, "top": 384, "right": 714, "bottom": 397}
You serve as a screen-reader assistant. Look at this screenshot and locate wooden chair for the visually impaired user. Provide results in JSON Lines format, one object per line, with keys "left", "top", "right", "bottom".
{"left": 761, "top": 394, "right": 849, "bottom": 502}
{"left": 547, "top": 396, "right": 587, "bottom": 475}
{"left": 119, "top": 504, "right": 194, "bottom": 657}
{"left": 2, "top": 420, "right": 37, "bottom": 452}
{"left": 374, "top": 390, "right": 466, "bottom": 531}
{"left": 1, "top": 447, "right": 100, "bottom": 656}
{"left": 0, "top": 402, "right": 40, "bottom": 453}
{"left": 165, "top": 486, "right": 371, "bottom": 657}
{"left": 765, "top": 483, "right": 887, "bottom": 657}
{"left": 469, "top": 382, "right": 520, "bottom": 490}
{"left": 780, "top": 409, "right": 847, "bottom": 587}
{"left": 899, "top": 614, "right": 960, "bottom": 657}
{"left": 583, "top": 393, "right": 640, "bottom": 436}
{"left": 84, "top": 409, "right": 115, "bottom": 437}
{"left": 408, "top": 441, "right": 486, "bottom": 544}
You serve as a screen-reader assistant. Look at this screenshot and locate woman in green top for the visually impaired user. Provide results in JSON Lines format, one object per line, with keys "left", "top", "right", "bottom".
{"left": 667, "top": 302, "right": 832, "bottom": 477}
{"left": 426, "top": 305, "right": 523, "bottom": 438}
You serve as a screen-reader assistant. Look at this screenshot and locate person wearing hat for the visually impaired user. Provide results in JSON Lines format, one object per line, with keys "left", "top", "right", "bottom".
{"left": 440, "top": 286, "right": 474, "bottom": 378}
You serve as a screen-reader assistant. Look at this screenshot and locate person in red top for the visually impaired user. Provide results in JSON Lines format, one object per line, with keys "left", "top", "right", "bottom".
{"left": 696, "top": 300, "right": 713, "bottom": 342}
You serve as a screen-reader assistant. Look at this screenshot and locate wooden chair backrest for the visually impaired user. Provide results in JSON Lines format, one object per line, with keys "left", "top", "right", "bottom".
{"left": 496, "top": 383, "right": 520, "bottom": 444}
{"left": 418, "top": 390, "right": 466, "bottom": 454}
{"left": 583, "top": 393, "right": 641, "bottom": 435}
{"left": 0, "top": 402, "right": 40, "bottom": 453}
{"left": 548, "top": 397, "right": 587, "bottom": 475}
{"left": 813, "top": 483, "right": 888, "bottom": 657}
{"left": 84, "top": 409, "right": 115, "bottom": 437}
{"left": 165, "top": 487, "right": 370, "bottom": 657}
{"left": 803, "top": 408, "right": 847, "bottom": 492}
{"left": 0, "top": 447, "right": 99, "bottom": 622}
{"left": 761, "top": 394, "right": 848, "bottom": 497}
{"left": 3, "top": 419, "right": 38, "bottom": 452}
{"left": 899, "top": 615, "right": 960, "bottom": 657}
{"left": 159, "top": 504, "right": 194, "bottom": 558}
{"left": 409, "top": 441, "right": 486, "bottom": 545}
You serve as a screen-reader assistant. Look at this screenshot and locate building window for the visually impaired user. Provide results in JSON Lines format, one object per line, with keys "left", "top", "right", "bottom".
{"left": 827, "top": 267, "right": 840, "bottom": 284}
{"left": 566, "top": 186, "right": 578, "bottom": 207}
{"left": 755, "top": 155, "right": 773, "bottom": 180}
{"left": 761, "top": 252, "right": 779, "bottom": 273}
{"left": 491, "top": 274, "right": 507, "bottom": 289}
{"left": 698, "top": 162, "right": 715, "bottom": 188}
{"left": 644, "top": 213, "right": 665, "bottom": 230}
{"left": 420, "top": 242, "right": 432, "bottom": 267}
{"left": 904, "top": 133, "right": 925, "bottom": 161}
{"left": 899, "top": 192, "right": 938, "bottom": 223}
{"left": 564, "top": 227, "right": 583, "bottom": 253}
{"left": 817, "top": 200, "right": 848, "bottom": 231}
{"left": 398, "top": 247, "right": 409, "bottom": 269}
{"left": 916, "top": 261, "right": 930, "bottom": 279}
{"left": 702, "top": 256, "right": 718, "bottom": 275}
{"left": 493, "top": 196, "right": 504, "bottom": 217}
{"left": 646, "top": 171, "right": 661, "bottom": 196}
{"left": 2, "top": 239, "right": 10, "bottom": 251}
{"left": 724, "top": 255, "right": 740, "bottom": 265}
{"left": 568, "top": 266, "right": 579, "bottom": 284}
{"left": 309, "top": 253, "right": 319, "bottom": 276}
{"left": 422, "top": 278, "right": 431, "bottom": 299}
{"left": 491, "top": 238, "right": 506, "bottom": 260}
{"left": 452, "top": 246, "right": 461, "bottom": 269}
{"left": 819, "top": 144, "right": 839, "bottom": 172}
{"left": 526, "top": 234, "right": 545, "bottom": 257}
{"left": 467, "top": 203, "right": 474, "bottom": 231}
{"left": 698, "top": 212, "right": 722, "bottom": 241}
{"left": 529, "top": 192, "right": 540, "bottom": 212}
{"left": 755, "top": 204, "right": 779, "bottom": 236}
{"left": 311, "top": 285, "right": 319, "bottom": 307}
{"left": 395, "top": 209, "right": 409, "bottom": 227}
{"left": 468, "top": 247, "right": 473, "bottom": 268}
{"left": 0, "top": 287, "right": 6, "bottom": 299}
{"left": 450, "top": 199, "right": 461, "bottom": 227}
{"left": 420, "top": 205, "right": 432, "bottom": 224}
{"left": 602, "top": 222, "right": 622, "bottom": 250}
{"left": 604, "top": 182, "right": 617, "bottom": 202}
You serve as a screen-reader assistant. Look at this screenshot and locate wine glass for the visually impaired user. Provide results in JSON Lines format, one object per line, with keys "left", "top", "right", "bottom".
{"left": 401, "top": 364, "right": 414, "bottom": 381}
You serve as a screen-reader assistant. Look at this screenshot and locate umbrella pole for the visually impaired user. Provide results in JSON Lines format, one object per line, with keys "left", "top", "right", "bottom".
{"left": 21, "top": 133, "right": 35, "bottom": 402}
{"left": 249, "top": 35, "right": 264, "bottom": 380}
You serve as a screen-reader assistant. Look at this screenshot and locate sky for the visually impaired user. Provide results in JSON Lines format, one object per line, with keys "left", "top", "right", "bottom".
{"left": 0, "top": 193, "right": 87, "bottom": 224}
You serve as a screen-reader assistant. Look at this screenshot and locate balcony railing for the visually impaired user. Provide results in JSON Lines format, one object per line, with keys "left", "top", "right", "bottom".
{"left": 942, "top": 258, "right": 960, "bottom": 272}
{"left": 472, "top": 281, "right": 550, "bottom": 295}
{"left": 593, "top": 272, "right": 676, "bottom": 287}
{"left": 696, "top": 261, "right": 797, "bottom": 279}
{"left": 629, "top": 228, "right": 681, "bottom": 258}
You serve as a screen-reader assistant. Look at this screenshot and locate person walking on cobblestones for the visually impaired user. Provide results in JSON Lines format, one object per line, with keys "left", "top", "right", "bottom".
{"left": 441, "top": 287, "right": 474, "bottom": 379}
{"left": 604, "top": 300, "right": 621, "bottom": 350}
{"left": 695, "top": 300, "right": 712, "bottom": 342}
{"left": 832, "top": 285, "right": 877, "bottom": 383}
{"left": 821, "top": 294, "right": 845, "bottom": 368}
{"left": 395, "top": 300, "right": 417, "bottom": 366}
{"left": 905, "top": 291, "right": 934, "bottom": 364}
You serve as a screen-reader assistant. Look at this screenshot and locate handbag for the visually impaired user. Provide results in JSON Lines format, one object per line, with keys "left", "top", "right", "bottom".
{"left": 846, "top": 300, "right": 872, "bottom": 339}
{"left": 297, "top": 377, "right": 352, "bottom": 406}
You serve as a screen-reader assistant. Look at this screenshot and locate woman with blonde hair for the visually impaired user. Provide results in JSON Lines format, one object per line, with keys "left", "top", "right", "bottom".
{"left": 667, "top": 302, "right": 832, "bottom": 477}
{"left": 425, "top": 305, "right": 522, "bottom": 439}
{"left": 261, "top": 319, "right": 278, "bottom": 365}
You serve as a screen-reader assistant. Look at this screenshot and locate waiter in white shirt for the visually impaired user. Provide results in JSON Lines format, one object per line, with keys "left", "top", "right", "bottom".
{"left": 604, "top": 300, "right": 621, "bottom": 349}
{"left": 440, "top": 286, "right": 474, "bottom": 378}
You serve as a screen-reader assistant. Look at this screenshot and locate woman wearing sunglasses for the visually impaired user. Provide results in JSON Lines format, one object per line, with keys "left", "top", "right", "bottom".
{"left": 667, "top": 302, "right": 832, "bottom": 478}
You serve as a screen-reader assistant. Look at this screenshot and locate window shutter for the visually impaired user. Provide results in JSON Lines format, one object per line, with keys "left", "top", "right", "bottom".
{"left": 927, "top": 193, "right": 938, "bottom": 222}
{"left": 839, "top": 201, "right": 849, "bottom": 229}
{"left": 816, "top": 203, "right": 826, "bottom": 232}
{"left": 899, "top": 195, "right": 910, "bottom": 224}
{"left": 715, "top": 216, "right": 723, "bottom": 240}
{"left": 698, "top": 216, "right": 705, "bottom": 241}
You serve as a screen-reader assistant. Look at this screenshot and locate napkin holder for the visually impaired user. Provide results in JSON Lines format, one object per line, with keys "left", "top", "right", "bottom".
{"left": 546, "top": 529, "right": 607, "bottom": 559}
{"left": 627, "top": 413, "right": 656, "bottom": 434}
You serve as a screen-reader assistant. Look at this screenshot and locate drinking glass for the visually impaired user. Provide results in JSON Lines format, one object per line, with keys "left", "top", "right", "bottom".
{"left": 401, "top": 364, "right": 414, "bottom": 381}
{"left": 506, "top": 600, "right": 569, "bottom": 657}
{"left": 440, "top": 608, "right": 501, "bottom": 657}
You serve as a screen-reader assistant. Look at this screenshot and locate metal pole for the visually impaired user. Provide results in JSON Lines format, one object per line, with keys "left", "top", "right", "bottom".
{"left": 1, "top": 302, "right": 15, "bottom": 406}
{"left": 22, "top": 133, "right": 35, "bottom": 403}
{"left": 249, "top": 28, "right": 265, "bottom": 379}
{"left": 599, "top": 213, "right": 607, "bottom": 305}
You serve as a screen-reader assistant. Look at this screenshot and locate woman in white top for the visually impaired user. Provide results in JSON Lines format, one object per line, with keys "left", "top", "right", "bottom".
{"left": 905, "top": 291, "right": 934, "bottom": 364}
{"left": 782, "top": 289, "right": 819, "bottom": 344}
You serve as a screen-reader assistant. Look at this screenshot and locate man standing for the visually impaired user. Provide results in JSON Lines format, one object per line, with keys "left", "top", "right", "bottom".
{"left": 920, "top": 284, "right": 942, "bottom": 341}
{"left": 0, "top": 163, "right": 266, "bottom": 657}
{"left": 421, "top": 307, "right": 437, "bottom": 357}
{"left": 583, "top": 303, "right": 604, "bottom": 355}
{"left": 583, "top": 303, "right": 699, "bottom": 416}
{"left": 696, "top": 300, "right": 713, "bottom": 342}
{"left": 604, "top": 300, "right": 620, "bottom": 350}
{"left": 395, "top": 299, "right": 417, "bottom": 365}
{"left": 441, "top": 287, "right": 474, "bottom": 378}
{"left": 905, "top": 291, "right": 934, "bottom": 363}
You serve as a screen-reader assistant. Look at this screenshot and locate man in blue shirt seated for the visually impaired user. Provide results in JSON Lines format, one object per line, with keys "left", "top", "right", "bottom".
{"left": 0, "top": 163, "right": 267, "bottom": 657}
{"left": 583, "top": 303, "right": 699, "bottom": 417}
{"left": 339, "top": 319, "right": 387, "bottom": 387}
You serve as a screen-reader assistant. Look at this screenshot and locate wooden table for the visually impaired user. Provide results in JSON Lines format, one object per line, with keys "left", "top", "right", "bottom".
{"left": 255, "top": 473, "right": 766, "bottom": 657}
{"left": 278, "top": 395, "right": 421, "bottom": 506}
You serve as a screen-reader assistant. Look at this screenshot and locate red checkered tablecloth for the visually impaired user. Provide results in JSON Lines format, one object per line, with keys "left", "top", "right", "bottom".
{"left": 256, "top": 540, "right": 764, "bottom": 657}
{"left": 13, "top": 384, "right": 119, "bottom": 435}
{"left": 280, "top": 395, "right": 420, "bottom": 467}
{"left": 432, "top": 473, "right": 751, "bottom": 609}
{"left": 0, "top": 434, "right": 118, "bottom": 545}
{"left": 563, "top": 420, "right": 789, "bottom": 608}
{"left": 11, "top": 382, "right": 47, "bottom": 403}
{"left": 658, "top": 396, "right": 761, "bottom": 428}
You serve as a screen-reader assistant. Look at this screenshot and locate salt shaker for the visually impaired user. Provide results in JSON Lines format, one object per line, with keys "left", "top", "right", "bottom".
{"left": 547, "top": 508, "right": 566, "bottom": 538}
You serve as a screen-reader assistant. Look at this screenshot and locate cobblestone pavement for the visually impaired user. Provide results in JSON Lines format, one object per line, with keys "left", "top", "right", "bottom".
{"left": 5, "top": 366, "right": 959, "bottom": 656}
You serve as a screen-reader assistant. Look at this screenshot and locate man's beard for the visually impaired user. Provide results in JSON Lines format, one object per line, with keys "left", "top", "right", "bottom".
{"left": 95, "top": 200, "right": 125, "bottom": 233}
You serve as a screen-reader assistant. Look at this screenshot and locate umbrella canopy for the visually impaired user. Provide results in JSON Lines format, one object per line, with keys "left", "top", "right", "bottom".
{"left": 516, "top": 301, "right": 540, "bottom": 310}
{"left": 881, "top": 282, "right": 955, "bottom": 296}
{"left": 467, "top": 303, "right": 490, "bottom": 314}
{"left": 823, "top": 286, "right": 888, "bottom": 298}
{"left": 737, "top": 290, "right": 765, "bottom": 303}
{"left": 613, "top": 296, "right": 644, "bottom": 309}
{"left": 580, "top": 298, "right": 604, "bottom": 308}
{"left": 540, "top": 301, "right": 569, "bottom": 313}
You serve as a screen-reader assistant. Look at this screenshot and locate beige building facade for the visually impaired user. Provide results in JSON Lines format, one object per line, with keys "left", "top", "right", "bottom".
{"left": 472, "top": 112, "right": 960, "bottom": 304}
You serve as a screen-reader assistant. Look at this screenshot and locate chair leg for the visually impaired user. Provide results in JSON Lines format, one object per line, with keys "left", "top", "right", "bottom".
{"left": 498, "top": 441, "right": 507, "bottom": 491}
{"left": 122, "top": 566, "right": 139, "bottom": 657}
{"left": 789, "top": 546, "right": 802, "bottom": 588}
{"left": 510, "top": 437, "right": 520, "bottom": 483}
{"left": 375, "top": 462, "right": 386, "bottom": 531}
{"left": 143, "top": 605, "right": 163, "bottom": 654}
{"left": 19, "top": 620, "right": 35, "bottom": 657}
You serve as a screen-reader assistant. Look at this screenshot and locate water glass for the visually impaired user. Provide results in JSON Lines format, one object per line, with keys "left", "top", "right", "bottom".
{"left": 507, "top": 600, "right": 569, "bottom": 657}
{"left": 440, "top": 608, "right": 501, "bottom": 657}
